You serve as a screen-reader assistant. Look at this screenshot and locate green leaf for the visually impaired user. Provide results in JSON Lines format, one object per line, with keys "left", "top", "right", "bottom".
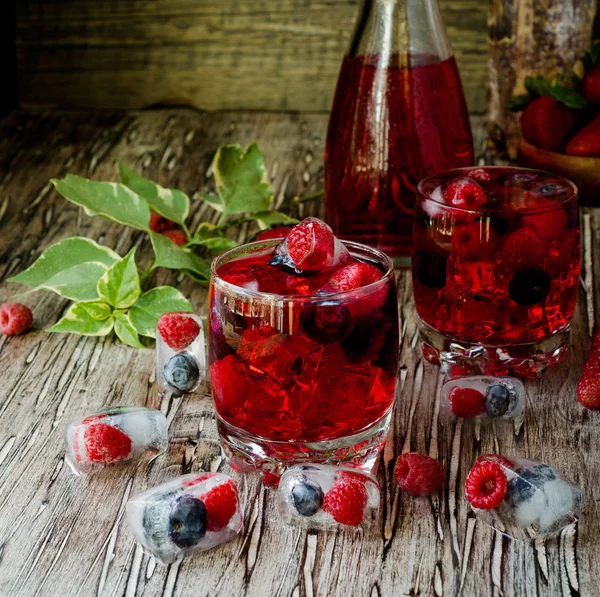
{"left": 77, "top": 301, "right": 112, "bottom": 321}
{"left": 505, "top": 93, "right": 531, "bottom": 111}
{"left": 192, "top": 237, "right": 239, "bottom": 252}
{"left": 47, "top": 303, "right": 114, "bottom": 336}
{"left": 199, "top": 193, "right": 225, "bottom": 213}
{"left": 212, "top": 143, "right": 273, "bottom": 216}
{"left": 547, "top": 86, "right": 589, "bottom": 110}
{"left": 97, "top": 249, "right": 141, "bottom": 309}
{"left": 51, "top": 175, "right": 151, "bottom": 231}
{"left": 8, "top": 237, "right": 119, "bottom": 301}
{"left": 129, "top": 286, "right": 193, "bottom": 338}
{"left": 113, "top": 311, "right": 146, "bottom": 348}
{"left": 118, "top": 163, "right": 190, "bottom": 228}
{"left": 524, "top": 76, "right": 550, "bottom": 97}
{"left": 193, "top": 222, "right": 222, "bottom": 240}
{"left": 251, "top": 210, "right": 299, "bottom": 231}
{"left": 150, "top": 232, "right": 211, "bottom": 280}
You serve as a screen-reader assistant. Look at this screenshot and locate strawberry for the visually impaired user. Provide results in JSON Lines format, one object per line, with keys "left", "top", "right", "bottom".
{"left": 565, "top": 114, "right": 600, "bottom": 157}
{"left": 582, "top": 64, "right": 600, "bottom": 105}
{"left": 578, "top": 328, "right": 600, "bottom": 408}
{"left": 520, "top": 97, "right": 575, "bottom": 152}
{"left": 465, "top": 460, "right": 507, "bottom": 510}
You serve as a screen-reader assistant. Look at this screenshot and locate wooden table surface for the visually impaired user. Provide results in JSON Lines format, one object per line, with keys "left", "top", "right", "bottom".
{"left": 0, "top": 109, "right": 597, "bottom": 597}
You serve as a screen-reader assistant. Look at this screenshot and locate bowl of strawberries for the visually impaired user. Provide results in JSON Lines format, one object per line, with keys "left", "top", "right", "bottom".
{"left": 509, "top": 43, "right": 600, "bottom": 204}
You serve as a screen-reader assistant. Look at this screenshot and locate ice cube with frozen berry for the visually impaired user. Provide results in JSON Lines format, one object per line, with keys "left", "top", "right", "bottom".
{"left": 443, "top": 377, "right": 526, "bottom": 420}
{"left": 126, "top": 472, "right": 243, "bottom": 564}
{"left": 65, "top": 407, "right": 168, "bottom": 475}
{"left": 465, "top": 455, "right": 583, "bottom": 540}
{"left": 156, "top": 312, "right": 206, "bottom": 398}
{"left": 277, "top": 464, "right": 380, "bottom": 529}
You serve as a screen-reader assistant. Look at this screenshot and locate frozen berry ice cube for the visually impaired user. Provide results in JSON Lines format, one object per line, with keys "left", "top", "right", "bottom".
{"left": 65, "top": 407, "right": 168, "bottom": 475}
{"left": 465, "top": 456, "right": 583, "bottom": 540}
{"left": 126, "top": 472, "right": 243, "bottom": 564}
{"left": 442, "top": 377, "right": 525, "bottom": 420}
{"left": 277, "top": 464, "right": 379, "bottom": 529}
{"left": 156, "top": 312, "right": 206, "bottom": 398}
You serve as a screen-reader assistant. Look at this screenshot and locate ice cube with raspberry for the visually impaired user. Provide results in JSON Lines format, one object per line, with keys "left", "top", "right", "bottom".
{"left": 465, "top": 455, "right": 582, "bottom": 540}
{"left": 126, "top": 472, "right": 243, "bottom": 564}
{"left": 156, "top": 312, "right": 206, "bottom": 398}
{"left": 65, "top": 407, "right": 168, "bottom": 475}
{"left": 277, "top": 464, "right": 380, "bottom": 529}
{"left": 442, "top": 377, "right": 526, "bottom": 420}
{"left": 268, "top": 217, "right": 352, "bottom": 274}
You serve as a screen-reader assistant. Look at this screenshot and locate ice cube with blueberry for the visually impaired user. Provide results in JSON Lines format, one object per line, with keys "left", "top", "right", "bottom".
{"left": 65, "top": 407, "right": 168, "bottom": 475}
{"left": 443, "top": 377, "right": 526, "bottom": 420}
{"left": 126, "top": 472, "right": 243, "bottom": 564}
{"left": 277, "top": 464, "right": 380, "bottom": 529}
{"left": 465, "top": 455, "right": 583, "bottom": 540}
{"left": 156, "top": 312, "right": 206, "bottom": 398}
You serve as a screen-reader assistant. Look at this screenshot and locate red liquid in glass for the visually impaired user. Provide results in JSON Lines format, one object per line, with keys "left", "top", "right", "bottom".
{"left": 208, "top": 252, "right": 398, "bottom": 443}
{"left": 325, "top": 54, "right": 474, "bottom": 258}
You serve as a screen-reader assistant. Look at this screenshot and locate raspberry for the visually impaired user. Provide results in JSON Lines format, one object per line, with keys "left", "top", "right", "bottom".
{"left": 182, "top": 472, "right": 217, "bottom": 487}
{"left": 451, "top": 221, "right": 500, "bottom": 260}
{"left": 201, "top": 479, "right": 239, "bottom": 531}
{"left": 149, "top": 212, "right": 174, "bottom": 233}
{"left": 522, "top": 209, "right": 567, "bottom": 241}
{"left": 322, "top": 475, "right": 368, "bottom": 526}
{"left": 322, "top": 262, "right": 382, "bottom": 292}
{"left": 467, "top": 168, "right": 493, "bottom": 182}
{"left": 393, "top": 453, "right": 446, "bottom": 496}
{"left": 465, "top": 460, "right": 507, "bottom": 510}
{"left": 256, "top": 226, "right": 294, "bottom": 241}
{"left": 83, "top": 423, "right": 132, "bottom": 464}
{"left": 287, "top": 217, "right": 336, "bottom": 271}
{"left": 80, "top": 414, "right": 107, "bottom": 425}
{"left": 443, "top": 178, "right": 487, "bottom": 210}
{"left": 162, "top": 229, "right": 187, "bottom": 246}
{"left": 448, "top": 387, "right": 486, "bottom": 418}
{"left": 157, "top": 312, "right": 200, "bottom": 350}
{"left": 474, "top": 454, "right": 514, "bottom": 470}
{"left": 578, "top": 327, "right": 600, "bottom": 409}
{"left": 0, "top": 302, "right": 33, "bottom": 336}
{"left": 500, "top": 226, "right": 549, "bottom": 273}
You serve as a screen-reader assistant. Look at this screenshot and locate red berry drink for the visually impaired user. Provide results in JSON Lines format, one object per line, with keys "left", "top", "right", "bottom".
{"left": 325, "top": 54, "right": 474, "bottom": 262}
{"left": 412, "top": 167, "right": 580, "bottom": 378}
{"left": 208, "top": 219, "right": 399, "bottom": 481}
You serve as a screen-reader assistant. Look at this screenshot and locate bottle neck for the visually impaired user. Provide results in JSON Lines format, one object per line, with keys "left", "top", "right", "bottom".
{"left": 348, "top": 0, "right": 453, "bottom": 65}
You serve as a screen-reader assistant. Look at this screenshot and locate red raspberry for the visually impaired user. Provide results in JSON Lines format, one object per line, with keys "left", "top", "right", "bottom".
{"left": 287, "top": 217, "right": 336, "bottom": 271}
{"left": 443, "top": 178, "right": 487, "bottom": 210}
{"left": 474, "top": 454, "right": 514, "bottom": 470}
{"left": 451, "top": 221, "right": 500, "bottom": 260}
{"left": 162, "top": 229, "right": 187, "bottom": 246}
{"left": 0, "top": 302, "right": 33, "bottom": 336}
{"left": 256, "top": 226, "right": 294, "bottom": 241}
{"left": 422, "top": 345, "right": 440, "bottom": 365}
{"left": 322, "top": 262, "right": 382, "bottom": 292}
{"left": 465, "top": 460, "right": 507, "bottom": 510}
{"left": 157, "top": 312, "right": 200, "bottom": 350}
{"left": 322, "top": 475, "right": 368, "bottom": 526}
{"left": 83, "top": 423, "right": 132, "bottom": 464}
{"left": 393, "top": 453, "right": 446, "bottom": 496}
{"left": 149, "top": 212, "right": 174, "bottom": 233}
{"left": 500, "top": 226, "right": 549, "bottom": 273}
{"left": 201, "top": 479, "right": 239, "bottom": 531}
{"left": 467, "top": 168, "right": 493, "bottom": 182}
{"left": 578, "top": 327, "right": 600, "bottom": 409}
{"left": 80, "top": 414, "right": 107, "bottom": 425}
{"left": 522, "top": 209, "right": 567, "bottom": 241}
{"left": 448, "top": 387, "right": 486, "bottom": 418}
{"left": 182, "top": 472, "right": 217, "bottom": 487}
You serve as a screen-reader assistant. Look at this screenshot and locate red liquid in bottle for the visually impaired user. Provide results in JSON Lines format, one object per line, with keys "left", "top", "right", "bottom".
{"left": 325, "top": 54, "right": 474, "bottom": 259}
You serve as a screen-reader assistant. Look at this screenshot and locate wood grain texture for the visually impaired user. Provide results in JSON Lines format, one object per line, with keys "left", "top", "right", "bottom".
{"left": 0, "top": 108, "right": 596, "bottom": 597}
{"left": 15, "top": 0, "right": 487, "bottom": 114}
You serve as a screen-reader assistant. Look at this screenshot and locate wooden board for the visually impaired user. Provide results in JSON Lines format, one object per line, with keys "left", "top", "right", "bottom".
{"left": 15, "top": 0, "right": 488, "bottom": 114}
{"left": 0, "top": 108, "right": 597, "bottom": 597}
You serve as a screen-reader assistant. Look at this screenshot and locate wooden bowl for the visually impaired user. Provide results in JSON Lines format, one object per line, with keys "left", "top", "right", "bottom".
{"left": 518, "top": 139, "right": 600, "bottom": 205}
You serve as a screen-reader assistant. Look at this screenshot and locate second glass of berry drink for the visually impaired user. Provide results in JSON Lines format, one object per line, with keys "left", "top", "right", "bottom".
{"left": 324, "top": 0, "right": 474, "bottom": 263}
{"left": 412, "top": 167, "right": 580, "bottom": 378}
{"left": 208, "top": 218, "right": 399, "bottom": 484}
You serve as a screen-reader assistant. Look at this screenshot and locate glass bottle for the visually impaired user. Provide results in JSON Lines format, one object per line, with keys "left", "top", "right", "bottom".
{"left": 324, "top": 0, "right": 475, "bottom": 264}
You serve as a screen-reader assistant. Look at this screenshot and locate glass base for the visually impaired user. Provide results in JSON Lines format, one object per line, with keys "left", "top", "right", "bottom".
{"left": 217, "top": 410, "right": 392, "bottom": 486}
{"left": 419, "top": 320, "right": 570, "bottom": 379}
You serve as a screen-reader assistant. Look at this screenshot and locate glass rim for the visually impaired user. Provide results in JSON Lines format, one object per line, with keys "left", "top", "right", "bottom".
{"left": 417, "top": 166, "right": 578, "bottom": 216}
{"left": 210, "top": 238, "right": 395, "bottom": 302}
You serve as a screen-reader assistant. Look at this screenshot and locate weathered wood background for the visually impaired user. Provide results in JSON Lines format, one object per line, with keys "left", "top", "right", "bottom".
{"left": 0, "top": 108, "right": 598, "bottom": 596}
{"left": 15, "top": 0, "right": 488, "bottom": 114}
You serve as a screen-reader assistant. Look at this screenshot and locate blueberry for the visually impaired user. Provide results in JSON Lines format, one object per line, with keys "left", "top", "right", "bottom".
{"left": 168, "top": 495, "right": 207, "bottom": 548}
{"left": 291, "top": 479, "right": 323, "bottom": 517}
{"left": 163, "top": 352, "right": 200, "bottom": 394}
{"left": 142, "top": 490, "right": 178, "bottom": 548}
{"left": 531, "top": 183, "right": 564, "bottom": 196}
{"left": 505, "top": 465, "right": 557, "bottom": 508}
{"left": 499, "top": 172, "right": 538, "bottom": 186}
{"left": 508, "top": 268, "right": 551, "bottom": 305}
{"left": 412, "top": 249, "right": 447, "bottom": 289}
{"left": 341, "top": 316, "right": 386, "bottom": 362}
{"left": 300, "top": 301, "right": 351, "bottom": 344}
{"left": 485, "top": 384, "right": 511, "bottom": 417}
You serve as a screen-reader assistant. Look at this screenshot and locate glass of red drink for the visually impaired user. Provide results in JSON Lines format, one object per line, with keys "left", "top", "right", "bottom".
{"left": 412, "top": 167, "right": 580, "bottom": 378}
{"left": 208, "top": 232, "right": 399, "bottom": 483}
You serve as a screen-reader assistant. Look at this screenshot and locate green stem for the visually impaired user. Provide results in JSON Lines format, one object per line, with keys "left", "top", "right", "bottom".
{"left": 292, "top": 190, "right": 324, "bottom": 205}
{"left": 217, "top": 212, "right": 229, "bottom": 227}
{"left": 139, "top": 267, "right": 153, "bottom": 286}
{"left": 218, "top": 215, "right": 253, "bottom": 231}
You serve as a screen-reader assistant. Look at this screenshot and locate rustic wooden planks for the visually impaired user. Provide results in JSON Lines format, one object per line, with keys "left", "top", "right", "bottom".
{"left": 15, "top": 0, "right": 488, "bottom": 114}
{"left": 0, "top": 108, "right": 597, "bottom": 597}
